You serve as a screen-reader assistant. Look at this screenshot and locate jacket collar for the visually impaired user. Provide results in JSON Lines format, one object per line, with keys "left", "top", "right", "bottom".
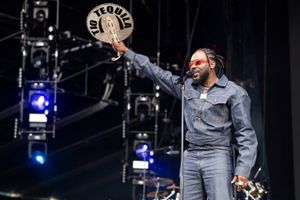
{"left": 215, "top": 75, "right": 228, "bottom": 87}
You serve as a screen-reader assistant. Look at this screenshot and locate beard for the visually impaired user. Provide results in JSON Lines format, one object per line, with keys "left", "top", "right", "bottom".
{"left": 192, "top": 68, "right": 209, "bottom": 85}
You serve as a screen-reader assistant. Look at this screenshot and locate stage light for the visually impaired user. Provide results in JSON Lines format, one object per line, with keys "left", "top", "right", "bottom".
{"left": 48, "top": 26, "right": 56, "bottom": 42}
{"left": 32, "top": 54, "right": 46, "bottom": 68}
{"left": 149, "top": 150, "right": 154, "bottom": 156}
{"left": 31, "top": 47, "right": 49, "bottom": 69}
{"left": 26, "top": 83, "right": 53, "bottom": 128}
{"left": 48, "top": 26, "right": 55, "bottom": 32}
{"left": 132, "top": 160, "right": 149, "bottom": 170}
{"left": 33, "top": 151, "right": 46, "bottom": 164}
{"left": 28, "top": 141, "right": 47, "bottom": 165}
{"left": 149, "top": 158, "right": 154, "bottom": 164}
{"left": 134, "top": 96, "right": 152, "bottom": 122}
{"left": 136, "top": 132, "right": 149, "bottom": 140}
{"left": 33, "top": 0, "right": 48, "bottom": 7}
{"left": 30, "top": 93, "right": 49, "bottom": 111}
{"left": 36, "top": 10, "right": 46, "bottom": 22}
{"left": 28, "top": 90, "right": 50, "bottom": 114}
{"left": 48, "top": 34, "right": 54, "bottom": 41}
{"left": 155, "top": 92, "right": 160, "bottom": 98}
{"left": 28, "top": 82, "right": 50, "bottom": 111}
{"left": 135, "top": 142, "right": 150, "bottom": 158}
{"left": 29, "top": 113, "right": 47, "bottom": 123}
{"left": 133, "top": 132, "right": 152, "bottom": 159}
{"left": 33, "top": 0, "right": 49, "bottom": 23}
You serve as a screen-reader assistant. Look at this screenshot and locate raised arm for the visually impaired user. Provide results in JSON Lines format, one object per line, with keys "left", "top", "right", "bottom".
{"left": 112, "top": 41, "right": 182, "bottom": 99}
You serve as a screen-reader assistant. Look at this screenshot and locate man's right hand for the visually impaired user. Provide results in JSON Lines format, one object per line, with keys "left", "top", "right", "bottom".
{"left": 231, "top": 175, "right": 249, "bottom": 192}
{"left": 111, "top": 41, "right": 128, "bottom": 55}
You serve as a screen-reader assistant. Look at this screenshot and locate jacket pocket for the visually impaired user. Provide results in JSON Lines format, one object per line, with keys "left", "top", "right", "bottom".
{"left": 184, "top": 89, "right": 200, "bottom": 100}
{"left": 184, "top": 89, "right": 201, "bottom": 119}
{"left": 200, "top": 95, "right": 229, "bottom": 126}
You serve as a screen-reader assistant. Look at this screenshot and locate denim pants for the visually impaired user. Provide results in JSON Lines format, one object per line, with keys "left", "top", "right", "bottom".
{"left": 183, "top": 146, "right": 233, "bottom": 200}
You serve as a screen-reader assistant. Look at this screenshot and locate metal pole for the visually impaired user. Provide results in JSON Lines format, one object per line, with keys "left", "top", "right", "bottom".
{"left": 178, "top": 1, "right": 202, "bottom": 199}
{"left": 152, "top": 0, "right": 162, "bottom": 151}
{"left": 179, "top": 84, "right": 185, "bottom": 200}
{"left": 18, "top": 0, "right": 29, "bottom": 137}
{"left": 157, "top": 0, "right": 161, "bottom": 67}
{"left": 56, "top": 0, "right": 60, "bottom": 30}
{"left": 52, "top": 0, "right": 61, "bottom": 138}
{"left": 121, "top": 0, "right": 133, "bottom": 186}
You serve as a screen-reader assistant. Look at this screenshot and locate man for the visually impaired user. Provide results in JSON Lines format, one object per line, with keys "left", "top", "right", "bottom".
{"left": 112, "top": 41, "right": 257, "bottom": 200}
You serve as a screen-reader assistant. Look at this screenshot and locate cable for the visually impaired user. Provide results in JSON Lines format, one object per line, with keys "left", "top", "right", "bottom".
{"left": 181, "top": 0, "right": 202, "bottom": 74}
{"left": 60, "top": 58, "right": 111, "bottom": 83}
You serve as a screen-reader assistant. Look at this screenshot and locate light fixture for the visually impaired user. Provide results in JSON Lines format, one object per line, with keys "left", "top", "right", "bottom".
{"left": 133, "top": 133, "right": 153, "bottom": 162}
{"left": 30, "top": 93, "right": 49, "bottom": 111}
{"left": 132, "top": 138, "right": 155, "bottom": 172}
{"left": 134, "top": 96, "right": 152, "bottom": 122}
{"left": 28, "top": 141, "right": 47, "bottom": 165}
{"left": 134, "top": 142, "right": 150, "bottom": 159}
{"left": 26, "top": 82, "right": 52, "bottom": 128}
{"left": 33, "top": 0, "right": 49, "bottom": 23}
{"left": 149, "top": 157, "right": 154, "bottom": 164}
{"left": 48, "top": 26, "right": 56, "bottom": 42}
{"left": 132, "top": 160, "right": 149, "bottom": 170}
{"left": 31, "top": 45, "right": 49, "bottom": 69}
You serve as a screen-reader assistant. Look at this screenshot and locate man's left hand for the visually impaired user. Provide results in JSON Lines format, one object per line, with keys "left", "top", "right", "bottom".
{"left": 231, "top": 175, "right": 249, "bottom": 192}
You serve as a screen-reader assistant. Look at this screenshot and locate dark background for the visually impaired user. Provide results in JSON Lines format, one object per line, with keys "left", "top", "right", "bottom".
{"left": 0, "top": 0, "right": 299, "bottom": 200}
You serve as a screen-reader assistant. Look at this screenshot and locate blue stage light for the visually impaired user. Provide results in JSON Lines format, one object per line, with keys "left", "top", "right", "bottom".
{"left": 135, "top": 143, "right": 150, "bottom": 158}
{"left": 32, "top": 55, "right": 46, "bottom": 68}
{"left": 32, "top": 151, "right": 46, "bottom": 165}
{"left": 30, "top": 93, "right": 49, "bottom": 111}
{"left": 28, "top": 141, "right": 47, "bottom": 165}
{"left": 149, "top": 158, "right": 155, "bottom": 164}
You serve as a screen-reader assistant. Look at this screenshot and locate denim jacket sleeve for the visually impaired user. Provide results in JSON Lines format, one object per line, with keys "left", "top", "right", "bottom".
{"left": 124, "top": 49, "right": 182, "bottom": 99}
{"left": 230, "top": 86, "right": 258, "bottom": 178}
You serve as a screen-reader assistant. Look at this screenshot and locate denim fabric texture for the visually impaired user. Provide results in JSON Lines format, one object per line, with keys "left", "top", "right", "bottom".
{"left": 183, "top": 147, "right": 233, "bottom": 200}
{"left": 124, "top": 49, "right": 258, "bottom": 200}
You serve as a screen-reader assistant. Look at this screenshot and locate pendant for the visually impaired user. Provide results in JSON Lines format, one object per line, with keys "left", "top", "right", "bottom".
{"left": 200, "top": 93, "right": 207, "bottom": 101}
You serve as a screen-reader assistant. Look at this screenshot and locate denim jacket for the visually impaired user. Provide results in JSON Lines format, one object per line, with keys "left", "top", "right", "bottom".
{"left": 124, "top": 49, "right": 258, "bottom": 178}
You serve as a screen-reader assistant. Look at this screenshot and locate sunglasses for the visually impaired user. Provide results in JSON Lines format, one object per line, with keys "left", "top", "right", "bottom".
{"left": 188, "top": 59, "right": 209, "bottom": 68}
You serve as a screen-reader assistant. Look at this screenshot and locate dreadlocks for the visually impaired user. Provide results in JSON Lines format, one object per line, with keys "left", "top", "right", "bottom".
{"left": 196, "top": 48, "right": 225, "bottom": 78}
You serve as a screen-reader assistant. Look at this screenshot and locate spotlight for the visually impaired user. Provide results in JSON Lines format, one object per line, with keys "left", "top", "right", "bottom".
{"left": 35, "top": 9, "right": 46, "bottom": 22}
{"left": 31, "top": 46, "right": 49, "bottom": 69}
{"left": 133, "top": 133, "right": 152, "bottom": 159}
{"left": 28, "top": 89, "right": 50, "bottom": 112}
{"left": 33, "top": 0, "right": 49, "bottom": 23}
{"left": 28, "top": 141, "right": 47, "bottom": 165}
{"left": 134, "top": 142, "right": 150, "bottom": 158}
{"left": 30, "top": 93, "right": 49, "bottom": 111}
{"left": 48, "top": 26, "right": 55, "bottom": 32}
{"left": 32, "top": 53, "right": 46, "bottom": 68}
{"left": 33, "top": 151, "right": 46, "bottom": 164}
{"left": 134, "top": 96, "right": 152, "bottom": 122}
{"left": 149, "top": 158, "right": 155, "bottom": 164}
{"left": 27, "top": 83, "right": 52, "bottom": 128}
{"left": 136, "top": 132, "right": 149, "bottom": 140}
{"left": 33, "top": 0, "right": 48, "bottom": 7}
{"left": 48, "top": 26, "right": 57, "bottom": 42}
